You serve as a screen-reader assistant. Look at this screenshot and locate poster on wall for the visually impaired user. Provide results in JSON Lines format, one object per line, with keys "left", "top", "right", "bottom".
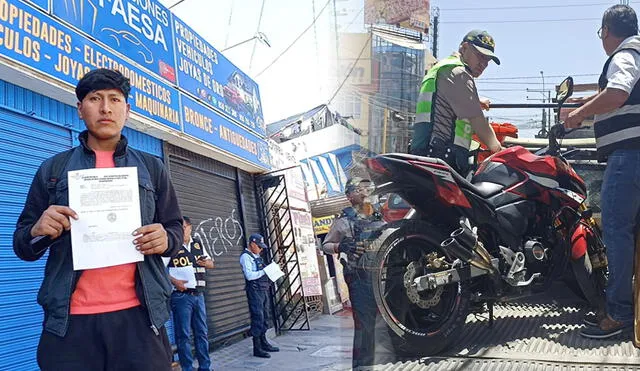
{"left": 364, "top": 0, "right": 430, "bottom": 32}
{"left": 172, "top": 17, "right": 266, "bottom": 136}
{"left": 313, "top": 215, "right": 336, "bottom": 236}
{"left": 291, "top": 210, "right": 323, "bottom": 297}
{"left": 284, "top": 167, "right": 309, "bottom": 211}
{"left": 51, "top": 0, "right": 177, "bottom": 82}
{"left": 180, "top": 94, "right": 270, "bottom": 169}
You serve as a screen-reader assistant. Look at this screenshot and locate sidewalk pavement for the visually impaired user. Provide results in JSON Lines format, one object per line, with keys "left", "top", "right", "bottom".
{"left": 207, "top": 309, "right": 395, "bottom": 371}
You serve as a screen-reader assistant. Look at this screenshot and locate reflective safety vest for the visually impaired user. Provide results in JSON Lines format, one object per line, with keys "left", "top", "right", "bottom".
{"left": 415, "top": 55, "right": 474, "bottom": 150}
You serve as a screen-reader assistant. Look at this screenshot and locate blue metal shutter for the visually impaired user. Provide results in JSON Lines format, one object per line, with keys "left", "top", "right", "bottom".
{"left": 122, "top": 126, "right": 164, "bottom": 158}
{"left": 0, "top": 110, "right": 72, "bottom": 371}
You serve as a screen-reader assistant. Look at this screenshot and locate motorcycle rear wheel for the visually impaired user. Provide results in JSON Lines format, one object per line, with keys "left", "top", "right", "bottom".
{"left": 372, "top": 221, "right": 470, "bottom": 357}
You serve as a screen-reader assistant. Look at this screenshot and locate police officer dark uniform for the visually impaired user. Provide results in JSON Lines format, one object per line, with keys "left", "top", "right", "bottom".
{"left": 167, "top": 216, "right": 215, "bottom": 371}
{"left": 321, "top": 178, "right": 385, "bottom": 370}
{"left": 240, "top": 233, "right": 279, "bottom": 358}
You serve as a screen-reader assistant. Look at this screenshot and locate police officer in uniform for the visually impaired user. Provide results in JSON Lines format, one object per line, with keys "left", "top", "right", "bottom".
{"left": 411, "top": 30, "right": 503, "bottom": 175}
{"left": 167, "top": 216, "right": 215, "bottom": 371}
{"left": 240, "top": 233, "right": 280, "bottom": 358}
{"left": 321, "top": 178, "right": 385, "bottom": 370}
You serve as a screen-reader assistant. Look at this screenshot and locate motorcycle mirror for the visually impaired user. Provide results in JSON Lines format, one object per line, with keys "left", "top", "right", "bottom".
{"left": 555, "top": 76, "right": 574, "bottom": 105}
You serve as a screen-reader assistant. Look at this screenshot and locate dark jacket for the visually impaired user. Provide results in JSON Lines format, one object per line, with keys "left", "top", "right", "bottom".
{"left": 13, "top": 131, "right": 183, "bottom": 337}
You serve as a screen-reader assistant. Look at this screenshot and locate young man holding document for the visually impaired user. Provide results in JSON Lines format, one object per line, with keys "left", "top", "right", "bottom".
{"left": 13, "top": 68, "right": 183, "bottom": 370}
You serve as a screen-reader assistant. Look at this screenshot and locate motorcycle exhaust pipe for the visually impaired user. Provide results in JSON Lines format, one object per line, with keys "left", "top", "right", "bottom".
{"left": 451, "top": 226, "right": 476, "bottom": 250}
{"left": 450, "top": 227, "right": 494, "bottom": 266}
{"left": 441, "top": 233, "right": 497, "bottom": 275}
{"left": 441, "top": 237, "right": 475, "bottom": 263}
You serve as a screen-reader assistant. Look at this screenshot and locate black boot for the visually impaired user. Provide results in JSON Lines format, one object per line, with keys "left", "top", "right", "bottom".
{"left": 253, "top": 336, "right": 271, "bottom": 358}
{"left": 261, "top": 334, "right": 280, "bottom": 352}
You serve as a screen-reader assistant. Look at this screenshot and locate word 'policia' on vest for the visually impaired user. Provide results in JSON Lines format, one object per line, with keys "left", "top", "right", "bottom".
{"left": 169, "top": 239, "right": 207, "bottom": 292}
{"left": 416, "top": 55, "right": 474, "bottom": 150}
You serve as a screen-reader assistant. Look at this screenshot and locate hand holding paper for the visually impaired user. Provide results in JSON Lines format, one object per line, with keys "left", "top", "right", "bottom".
{"left": 263, "top": 261, "right": 285, "bottom": 282}
{"left": 133, "top": 223, "right": 168, "bottom": 256}
{"left": 30, "top": 205, "right": 78, "bottom": 239}
{"left": 68, "top": 167, "right": 143, "bottom": 270}
{"left": 169, "top": 266, "right": 197, "bottom": 289}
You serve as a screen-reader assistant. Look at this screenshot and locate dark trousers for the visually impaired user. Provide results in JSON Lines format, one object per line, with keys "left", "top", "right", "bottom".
{"left": 246, "top": 287, "right": 270, "bottom": 337}
{"left": 37, "top": 305, "right": 172, "bottom": 371}
{"left": 601, "top": 149, "right": 640, "bottom": 325}
{"left": 345, "top": 271, "right": 377, "bottom": 369}
{"left": 171, "top": 291, "right": 211, "bottom": 371}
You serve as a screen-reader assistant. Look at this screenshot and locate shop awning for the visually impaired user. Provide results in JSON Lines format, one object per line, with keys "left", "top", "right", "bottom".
{"left": 309, "top": 194, "right": 351, "bottom": 219}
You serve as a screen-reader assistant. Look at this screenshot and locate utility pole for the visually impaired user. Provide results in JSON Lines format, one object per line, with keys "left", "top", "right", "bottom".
{"left": 526, "top": 87, "right": 552, "bottom": 137}
{"left": 540, "top": 71, "right": 547, "bottom": 133}
{"left": 431, "top": 7, "right": 440, "bottom": 58}
{"left": 382, "top": 108, "right": 389, "bottom": 153}
{"left": 548, "top": 90, "right": 553, "bottom": 124}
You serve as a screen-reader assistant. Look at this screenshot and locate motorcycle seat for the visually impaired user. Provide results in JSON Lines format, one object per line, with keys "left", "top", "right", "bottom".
{"left": 449, "top": 167, "right": 504, "bottom": 198}
{"left": 382, "top": 153, "right": 504, "bottom": 198}
{"left": 468, "top": 181, "right": 504, "bottom": 198}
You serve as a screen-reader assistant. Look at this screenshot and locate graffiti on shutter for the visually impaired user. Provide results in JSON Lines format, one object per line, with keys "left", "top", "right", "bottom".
{"left": 193, "top": 209, "right": 244, "bottom": 257}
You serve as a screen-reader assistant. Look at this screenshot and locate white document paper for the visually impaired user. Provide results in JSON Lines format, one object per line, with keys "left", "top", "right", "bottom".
{"left": 168, "top": 266, "right": 197, "bottom": 289}
{"left": 68, "top": 167, "right": 143, "bottom": 270}
{"left": 263, "top": 261, "right": 285, "bottom": 282}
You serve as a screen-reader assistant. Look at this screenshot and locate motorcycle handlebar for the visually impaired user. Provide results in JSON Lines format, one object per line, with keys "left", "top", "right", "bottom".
{"left": 547, "top": 124, "right": 584, "bottom": 156}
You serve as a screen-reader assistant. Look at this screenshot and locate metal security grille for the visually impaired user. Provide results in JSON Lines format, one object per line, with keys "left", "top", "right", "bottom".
{"left": 256, "top": 174, "right": 310, "bottom": 333}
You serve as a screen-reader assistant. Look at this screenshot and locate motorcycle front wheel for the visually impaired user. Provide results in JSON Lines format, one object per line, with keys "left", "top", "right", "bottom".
{"left": 372, "top": 220, "right": 470, "bottom": 357}
{"left": 566, "top": 221, "right": 608, "bottom": 309}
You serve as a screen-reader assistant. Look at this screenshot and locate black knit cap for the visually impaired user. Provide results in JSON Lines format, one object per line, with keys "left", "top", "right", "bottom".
{"left": 75, "top": 68, "right": 131, "bottom": 102}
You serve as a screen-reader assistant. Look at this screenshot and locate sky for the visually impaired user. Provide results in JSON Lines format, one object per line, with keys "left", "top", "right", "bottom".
{"left": 433, "top": 0, "right": 621, "bottom": 132}
{"left": 160, "top": 0, "right": 637, "bottom": 134}
{"left": 159, "top": 0, "right": 336, "bottom": 125}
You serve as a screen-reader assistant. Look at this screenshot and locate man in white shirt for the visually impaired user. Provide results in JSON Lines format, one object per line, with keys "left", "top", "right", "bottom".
{"left": 240, "top": 233, "right": 279, "bottom": 358}
{"left": 565, "top": 4, "right": 640, "bottom": 340}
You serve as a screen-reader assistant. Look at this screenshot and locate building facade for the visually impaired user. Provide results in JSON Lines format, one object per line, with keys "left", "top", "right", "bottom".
{"left": 0, "top": 1, "right": 271, "bottom": 369}
{"left": 268, "top": 105, "right": 369, "bottom": 312}
{"left": 368, "top": 26, "right": 426, "bottom": 154}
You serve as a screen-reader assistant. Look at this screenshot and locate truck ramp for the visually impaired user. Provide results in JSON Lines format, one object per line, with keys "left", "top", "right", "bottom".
{"left": 388, "top": 284, "right": 640, "bottom": 370}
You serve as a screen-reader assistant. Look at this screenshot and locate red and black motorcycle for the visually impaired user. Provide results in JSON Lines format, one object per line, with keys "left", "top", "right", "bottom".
{"left": 364, "top": 77, "right": 608, "bottom": 356}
